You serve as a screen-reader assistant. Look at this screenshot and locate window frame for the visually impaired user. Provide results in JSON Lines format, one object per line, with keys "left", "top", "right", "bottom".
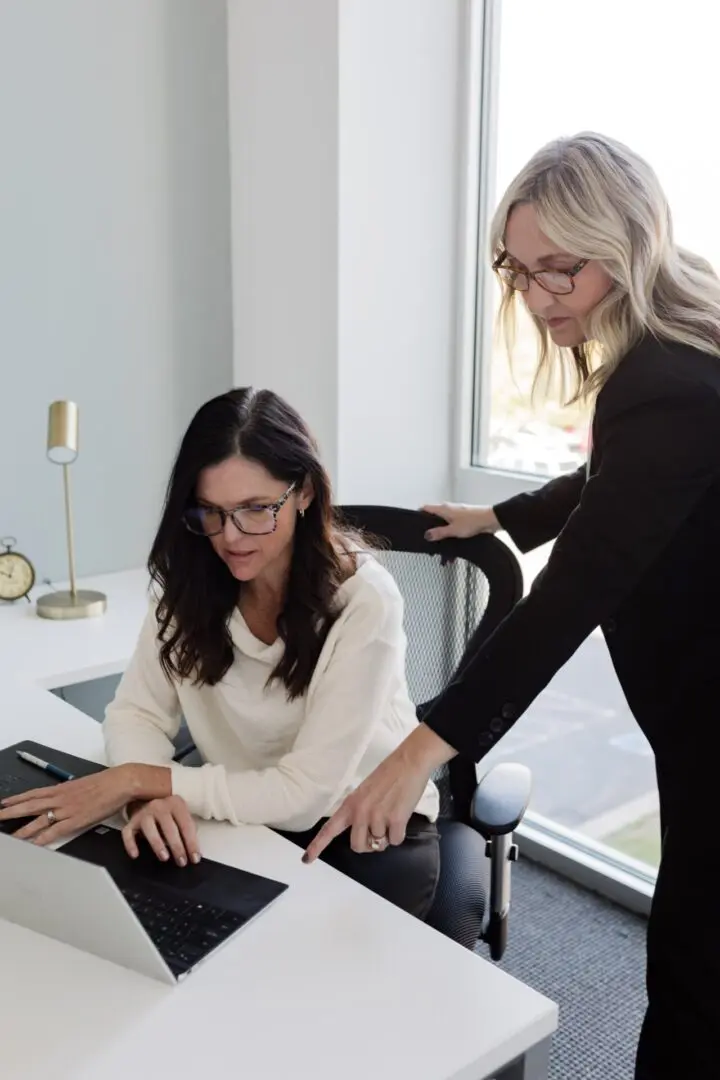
{"left": 452, "top": 0, "right": 546, "bottom": 510}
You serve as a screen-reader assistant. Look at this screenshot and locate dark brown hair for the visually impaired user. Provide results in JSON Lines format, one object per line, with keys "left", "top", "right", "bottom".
{"left": 149, "top": 388, "right": 356, "bottom": 699}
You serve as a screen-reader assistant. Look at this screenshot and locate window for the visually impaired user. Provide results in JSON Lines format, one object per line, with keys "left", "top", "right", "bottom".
{"left": 463, "top": 0, "right": 720, "bottom": 881}
{"left": 475, "top": 0, "right": 720, "bottom": 482}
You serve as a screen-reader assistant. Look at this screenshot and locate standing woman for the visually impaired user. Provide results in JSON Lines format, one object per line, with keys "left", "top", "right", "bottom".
{"left": 305, "top": 132, "right": 720, "bottom": 1077}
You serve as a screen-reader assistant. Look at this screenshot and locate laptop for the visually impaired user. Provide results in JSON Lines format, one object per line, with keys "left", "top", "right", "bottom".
{"left": 0, "top": 740, "right": 288, "bottom": 984}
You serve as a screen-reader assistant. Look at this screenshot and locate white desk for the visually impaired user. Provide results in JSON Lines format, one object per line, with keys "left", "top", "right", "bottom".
{"left": 0, "top": 570, "right": 557, "bottom": 1080}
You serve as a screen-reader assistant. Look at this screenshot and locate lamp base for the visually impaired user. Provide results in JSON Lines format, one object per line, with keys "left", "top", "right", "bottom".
{"left": 36, "top": 589, "right": 107, "bottom": 621}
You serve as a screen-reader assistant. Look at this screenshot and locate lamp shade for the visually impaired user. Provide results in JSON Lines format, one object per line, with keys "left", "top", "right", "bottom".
{"left": 47, "top": 401, "right": 79, "bottom": 465}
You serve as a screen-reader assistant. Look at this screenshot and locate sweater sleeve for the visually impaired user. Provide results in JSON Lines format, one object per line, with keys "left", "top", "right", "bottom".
{"left": 169, "top": 580, "right": 407, "bottom": 830}
{"left": 103, "top": 606, "right": 183, "bottom": 767}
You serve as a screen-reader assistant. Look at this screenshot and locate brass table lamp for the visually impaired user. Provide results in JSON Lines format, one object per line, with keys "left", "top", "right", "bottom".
{"left": 36, "top": 401, "right": 107, "bottom": 620}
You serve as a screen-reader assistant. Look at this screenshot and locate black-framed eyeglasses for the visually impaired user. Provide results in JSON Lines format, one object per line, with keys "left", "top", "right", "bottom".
{"left": 492, "top": 250, "right": 588, "bottom": 295}
{"left": 183, "top": 481, "right": 297, "bottom": 537}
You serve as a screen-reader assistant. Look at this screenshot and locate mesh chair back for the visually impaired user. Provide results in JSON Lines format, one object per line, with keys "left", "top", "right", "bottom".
{"left": 339, "top": 506, "right": 522, "bottom": 822}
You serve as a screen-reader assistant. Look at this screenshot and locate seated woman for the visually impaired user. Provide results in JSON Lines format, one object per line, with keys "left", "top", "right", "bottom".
{"left": 0, "top": 388, "right": 439, "bottom": 920}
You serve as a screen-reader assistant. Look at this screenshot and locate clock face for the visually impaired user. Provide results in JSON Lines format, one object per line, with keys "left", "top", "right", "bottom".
{"left": 0, "top": 552, "right": 35, "bottom": 601}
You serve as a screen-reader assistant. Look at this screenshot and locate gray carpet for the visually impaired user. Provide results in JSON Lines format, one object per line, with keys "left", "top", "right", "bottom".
{"left": 479, "top": 856, "right": 648, "bottom": 1079}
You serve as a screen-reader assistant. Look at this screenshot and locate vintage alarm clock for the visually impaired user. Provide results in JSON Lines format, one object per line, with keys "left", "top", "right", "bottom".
{"left": 0, "top": 536, "right": 36, "bottom": 603}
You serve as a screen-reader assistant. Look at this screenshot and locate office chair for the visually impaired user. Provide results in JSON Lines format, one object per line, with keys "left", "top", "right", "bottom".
{"left": 339, "top": 506, "right": 531, "bottom": 960}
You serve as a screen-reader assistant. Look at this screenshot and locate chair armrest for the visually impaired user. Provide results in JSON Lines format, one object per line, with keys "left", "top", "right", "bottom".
{"left": 470, "top": 762, "right": 532, "bottom": 836}
{"left": 173, "top": 738, "right": 198, "bottom": 763}
{"left": 473, "top": 762, "right": 532, "bottom": 961}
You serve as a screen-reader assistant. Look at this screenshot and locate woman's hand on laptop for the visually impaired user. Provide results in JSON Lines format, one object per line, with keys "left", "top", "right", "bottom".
{"left": 122, "top": 795, "right": 200, "bottom": 868}
{"left": 0, "top": 763, "right": 172, "bottom": 845}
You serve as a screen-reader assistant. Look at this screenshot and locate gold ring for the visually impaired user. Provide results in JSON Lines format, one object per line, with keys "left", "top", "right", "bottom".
{"left": 46, "top": 809, "right": 57, "bottom": 825}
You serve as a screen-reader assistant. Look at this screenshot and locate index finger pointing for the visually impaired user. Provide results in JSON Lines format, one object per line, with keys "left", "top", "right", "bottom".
{"left": 302, "top": 807, "right": 350, "bottom": 863}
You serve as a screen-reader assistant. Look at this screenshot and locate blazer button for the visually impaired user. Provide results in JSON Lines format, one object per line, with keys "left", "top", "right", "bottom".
{"left": 490, "top": 717, "right": 504, "bottom": 733}
{"left": 478, "top": 731, "right": 495, "bottom": 747}
{"left": 604, "top": 619, "right": 617, "bottom": 634}
{"left": 501, "top": 703, "right": 517, "bottom": 721}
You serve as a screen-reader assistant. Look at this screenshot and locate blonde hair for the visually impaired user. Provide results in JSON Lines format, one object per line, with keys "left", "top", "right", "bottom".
{"left": 491, "top": 132, "right": 720, "bottom": 402}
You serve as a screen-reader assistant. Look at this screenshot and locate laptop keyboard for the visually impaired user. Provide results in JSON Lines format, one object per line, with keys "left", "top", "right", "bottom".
{"left": 2, "top": 773, "right": 246, "bottom": 974}
{"left": 0, "top": 774, "right": 27, "bottom": 798}
{"left": 0, "top": 774, "right": 36, "bottom": 832}
{"left": 120, "top": 887, "right": 246, "bottom": 974}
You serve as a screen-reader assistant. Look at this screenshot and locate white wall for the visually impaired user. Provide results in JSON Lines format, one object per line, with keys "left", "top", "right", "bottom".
{"left": 228, "top": 0, "right": 464, "bottom": 506}
{"left": 338, "top": 0, "right": 462, "bottom": 505}
{"left": 226, "top": 0, "right": 341, "bottom": 473}
{"left": 1, "top": 0, "right": 465, "bottom": 590}
{"left": 0, "top": 0, "right": 233, "bottom": 582}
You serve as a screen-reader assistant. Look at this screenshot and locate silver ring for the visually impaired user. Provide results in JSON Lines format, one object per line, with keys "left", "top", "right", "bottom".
{"left": 46, "top": 809, "right": 57, "bottom": 826}
{"left": 368, "top": 832, "right": 387, "bottom": 852}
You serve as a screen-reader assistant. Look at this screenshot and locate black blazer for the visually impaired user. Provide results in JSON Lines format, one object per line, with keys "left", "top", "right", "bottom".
{"left": 423, "top": 335, "right": 720, "bottom": 817}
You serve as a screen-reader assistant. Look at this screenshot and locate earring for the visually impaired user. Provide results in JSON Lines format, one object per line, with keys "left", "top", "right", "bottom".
{"left": 299, "top": 508, "right": 305, "bottom": 518}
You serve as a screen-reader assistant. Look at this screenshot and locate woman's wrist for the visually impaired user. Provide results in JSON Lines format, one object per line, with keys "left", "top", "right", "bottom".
{"left": 121, "top": 763, "right": 173, "bottom": 803}
{"left": 488, "top": 507, "right": 500, "bottom": 531}
{"left": 401, "top": 724, "right": 456, "bottom": 775}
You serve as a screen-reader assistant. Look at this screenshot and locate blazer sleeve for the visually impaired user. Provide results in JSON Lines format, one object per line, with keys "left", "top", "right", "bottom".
{"left": 423, "top": 381, "right": 720, "bottom": 761}
{"left": 493, "top": 465, "right": 587, "bottom": 553}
